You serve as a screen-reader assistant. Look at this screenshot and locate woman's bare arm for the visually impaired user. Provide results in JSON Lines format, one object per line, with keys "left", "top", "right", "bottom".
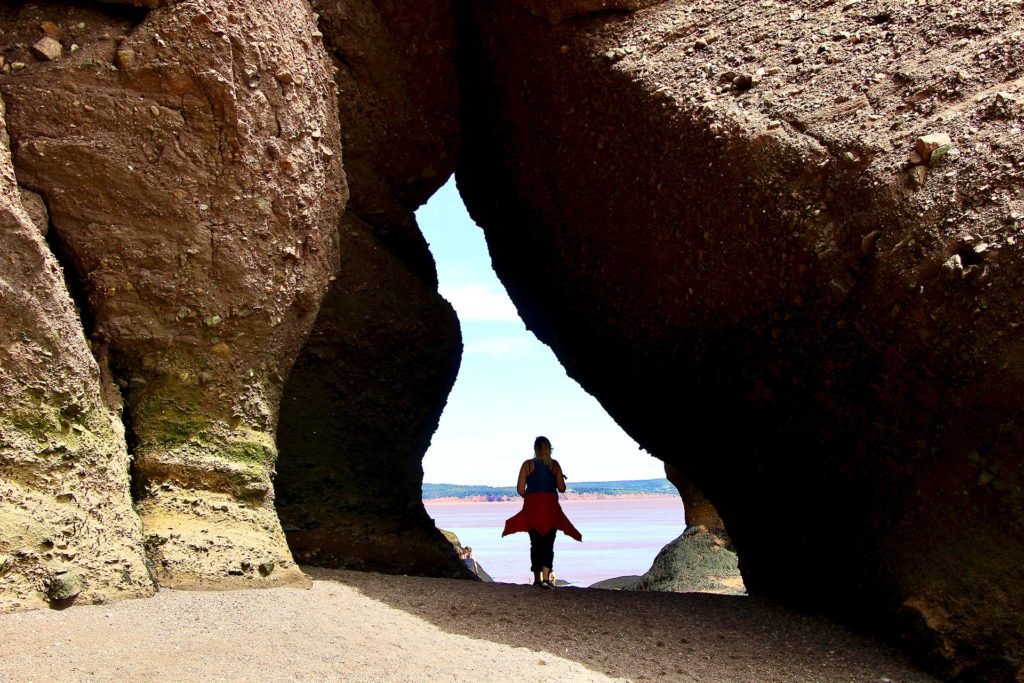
{"left": 552, "top": 460, "right": 566, "bottom": 493}
{"left": 517, "top": 460, "right": 530, "bottom": 497}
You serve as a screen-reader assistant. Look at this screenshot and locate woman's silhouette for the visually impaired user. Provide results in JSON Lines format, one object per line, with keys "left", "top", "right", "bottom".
{"left": 502, "top": 436, "right": 582, "bottom": 587}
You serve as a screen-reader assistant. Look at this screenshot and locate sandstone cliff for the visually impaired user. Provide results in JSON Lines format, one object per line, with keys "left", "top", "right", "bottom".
{"left": 277, "top": 214, "right": 466, "bottom": 576}
{"left": 1, "top": 0, "right": 1021, "bottom": 679}
{"left": 1, "top": 0, "right": 343, "bottom": 588}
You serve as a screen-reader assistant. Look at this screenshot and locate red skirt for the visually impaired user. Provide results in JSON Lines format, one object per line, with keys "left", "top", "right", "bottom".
{"left": 502, "top": 492, "right": 582, "bottom": 541}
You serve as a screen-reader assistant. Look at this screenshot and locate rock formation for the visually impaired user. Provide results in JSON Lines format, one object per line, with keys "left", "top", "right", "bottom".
{"left": 0, "top": 94, "right": 152, "bottom": 609}
{"left": 439, "top": 528, "right": 493, "bottom": 582}
{"left": 1, "top": 0, "right": 343, "bottom": 588}
{"left": 665, "top": 463, "right": 726, "bottom": 533}
{"left": 276, "top": 214, "right": 466, "bottom": 576}
{"left": 456, "top": 1, "right": 1024, "bottom": 679}
{"left": 592, "top": 527, "right": 744, "bottom": 596}
{"left": 275, "top": 0, "right": 470, "bottom": 578}
{"left": 593, "top": 466, "right": 740, "bottom": 594}
{"left": 308, "top": 0, "right": 460, "bottom": 280}
{"left": 1, "top": 0, "right": 1022, "bottom": 678}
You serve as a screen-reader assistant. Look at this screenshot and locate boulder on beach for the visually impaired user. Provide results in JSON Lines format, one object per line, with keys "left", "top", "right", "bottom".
{"left": 439, "top": 529, "right": 492, "bottom": 582}
{"left": 590, "top": 526, "right": 744, "bottom": 595}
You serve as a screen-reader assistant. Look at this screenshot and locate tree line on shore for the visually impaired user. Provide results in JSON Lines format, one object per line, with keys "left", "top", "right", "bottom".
{"left": 422, "top": 478, "right": 678, "bottom": 500}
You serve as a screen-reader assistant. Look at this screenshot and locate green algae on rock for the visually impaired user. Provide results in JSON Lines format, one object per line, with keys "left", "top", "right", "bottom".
{"left": 0, "top": 91, "right": 151, "bottom": 612}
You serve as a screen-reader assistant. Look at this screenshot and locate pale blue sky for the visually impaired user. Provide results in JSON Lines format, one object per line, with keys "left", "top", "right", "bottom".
{"left": 417, "top": 179, "right": 667, "bottom": 486}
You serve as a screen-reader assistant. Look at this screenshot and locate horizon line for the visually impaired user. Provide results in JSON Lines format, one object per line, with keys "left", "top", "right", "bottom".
{"left": 423, "top": 476, "right": 671, "bottom": 487}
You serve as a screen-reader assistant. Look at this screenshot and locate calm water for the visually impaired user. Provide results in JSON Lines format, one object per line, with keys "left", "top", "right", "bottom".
{"left": 424, "top": 497, "right": 686, "bottom": 586}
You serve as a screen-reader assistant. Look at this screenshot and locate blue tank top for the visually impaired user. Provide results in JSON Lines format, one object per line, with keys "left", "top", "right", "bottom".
{"left": 525, "top": 458, "right": 557, "bottom": 493}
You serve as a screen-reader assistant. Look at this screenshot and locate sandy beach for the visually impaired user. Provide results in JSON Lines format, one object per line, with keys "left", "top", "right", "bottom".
{"left": 0, "top": 567, "right": 938, "bottom": 682}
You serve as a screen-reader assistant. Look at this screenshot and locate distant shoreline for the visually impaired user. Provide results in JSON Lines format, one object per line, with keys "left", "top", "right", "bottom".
{"left": 424, "top": 493, "right": 679, "bottom": 504}
{"left": 423, "top": 477, "right": 678, "bottom": 502}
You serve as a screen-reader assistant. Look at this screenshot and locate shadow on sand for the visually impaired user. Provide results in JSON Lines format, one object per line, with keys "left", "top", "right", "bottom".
{"left": 307, "top": 566, "right": 938, "bottom": 682}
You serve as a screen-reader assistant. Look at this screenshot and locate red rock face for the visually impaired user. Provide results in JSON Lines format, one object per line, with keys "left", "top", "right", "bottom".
{"left": 1, "top": 0, "right": 344, "bottom": 588}
{"left": 520, "top": 0, "right": 667, "bottom": 25}
{"left": 307, "top": 0, "right": 460, "bottom": 281}
{"left": 0, "top": 95, "right": 152, "bottom": 610}
{"left": 96, "top": 1, "right": 171, "bottom": 7}
{"left": 456, "top": 1, "right": 1024, "bottom": 678}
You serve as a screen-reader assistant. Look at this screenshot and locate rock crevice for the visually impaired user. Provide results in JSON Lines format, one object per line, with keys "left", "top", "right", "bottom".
{"left": 0, "top": 92, "right": 152, "bottom": 610}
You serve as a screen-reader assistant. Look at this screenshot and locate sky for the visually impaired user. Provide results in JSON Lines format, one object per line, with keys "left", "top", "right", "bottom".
{"left": 416, "top": 179, "right": 668, "bottom": 487}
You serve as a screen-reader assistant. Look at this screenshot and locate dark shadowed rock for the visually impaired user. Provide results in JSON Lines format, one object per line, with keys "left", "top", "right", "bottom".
{"left": 456, "top": 1, "right": 1024, "bottom": 678}
{"left": 1, "top": 0, "right": 344, "bottom": 589}
{"left": 96, "top": 0, "right": 171, "bottom": 6}
{"left": 276, "top": 0, "right": 466, "bottom": 578}
{"left": 0, "top": 94, "right": 151, "bottom": 611}
{"left": 522, "top": 0, "right": 668, "bottom": 25}
{"left": 665, "top": 463, "right": 726, "bottom": 533}
{"left": 277, "top": 215, "right": 471, "bottom": 579}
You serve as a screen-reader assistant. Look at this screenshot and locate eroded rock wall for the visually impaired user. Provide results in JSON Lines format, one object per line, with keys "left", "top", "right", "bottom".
{"left": 1, "top": 0, "right": 344, "bottom": 589}
{"left": 456, "top": 1, "right": 1024, "bottom": 678}
{"left": 0, "top": 94, "right": 152, "bottom": 610}
{"left": 276, "top": 0, "right": 468, "bottom": 577}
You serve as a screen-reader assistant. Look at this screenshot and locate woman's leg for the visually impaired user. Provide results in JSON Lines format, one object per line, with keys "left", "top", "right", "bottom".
{"left": 538, "top": 529, "right": 556, "bottom": 581}
{"left": 528, "top": 529, "right": 544, "bottom": 584}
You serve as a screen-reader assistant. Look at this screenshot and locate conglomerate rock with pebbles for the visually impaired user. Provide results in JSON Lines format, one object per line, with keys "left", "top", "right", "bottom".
{"left": 0, "top": 0, "right": 345, "bottom": 589}
{"left": 0, "top": 95, "right": 152, "bottom": 611}
{"left": 456, "top": 0, "right": 1024, "bottom": 679}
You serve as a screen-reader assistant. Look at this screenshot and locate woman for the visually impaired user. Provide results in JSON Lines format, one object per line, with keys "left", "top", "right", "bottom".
{"left": 501, "top": 436, "right": 582, "bottom": 588}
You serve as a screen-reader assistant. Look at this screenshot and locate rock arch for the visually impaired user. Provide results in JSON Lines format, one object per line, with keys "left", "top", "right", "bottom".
{"left": 0, "top": 1, "right": 1021, "bottom": 679}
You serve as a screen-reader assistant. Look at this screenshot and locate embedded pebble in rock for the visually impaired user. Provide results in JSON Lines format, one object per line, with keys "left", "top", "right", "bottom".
{"left": 995, "top": 91, "right": 1023, "bottom": 114}
{"left": 30, "top": 36, "right": 61, "bottom": 61}
{"left": 114, "top": 48, "right": 135, "bottom": 68}
{"left": 45, "top": 574, "right": 82, "bottom": 602}
{"left": 915, "top": 133, "right": 953, "bottom": 163}
{"left": 17, "top": 186, "right": 48, "bottom": 235}
{"left": 910, "top": 164, "right": 929, "bottom": 187}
